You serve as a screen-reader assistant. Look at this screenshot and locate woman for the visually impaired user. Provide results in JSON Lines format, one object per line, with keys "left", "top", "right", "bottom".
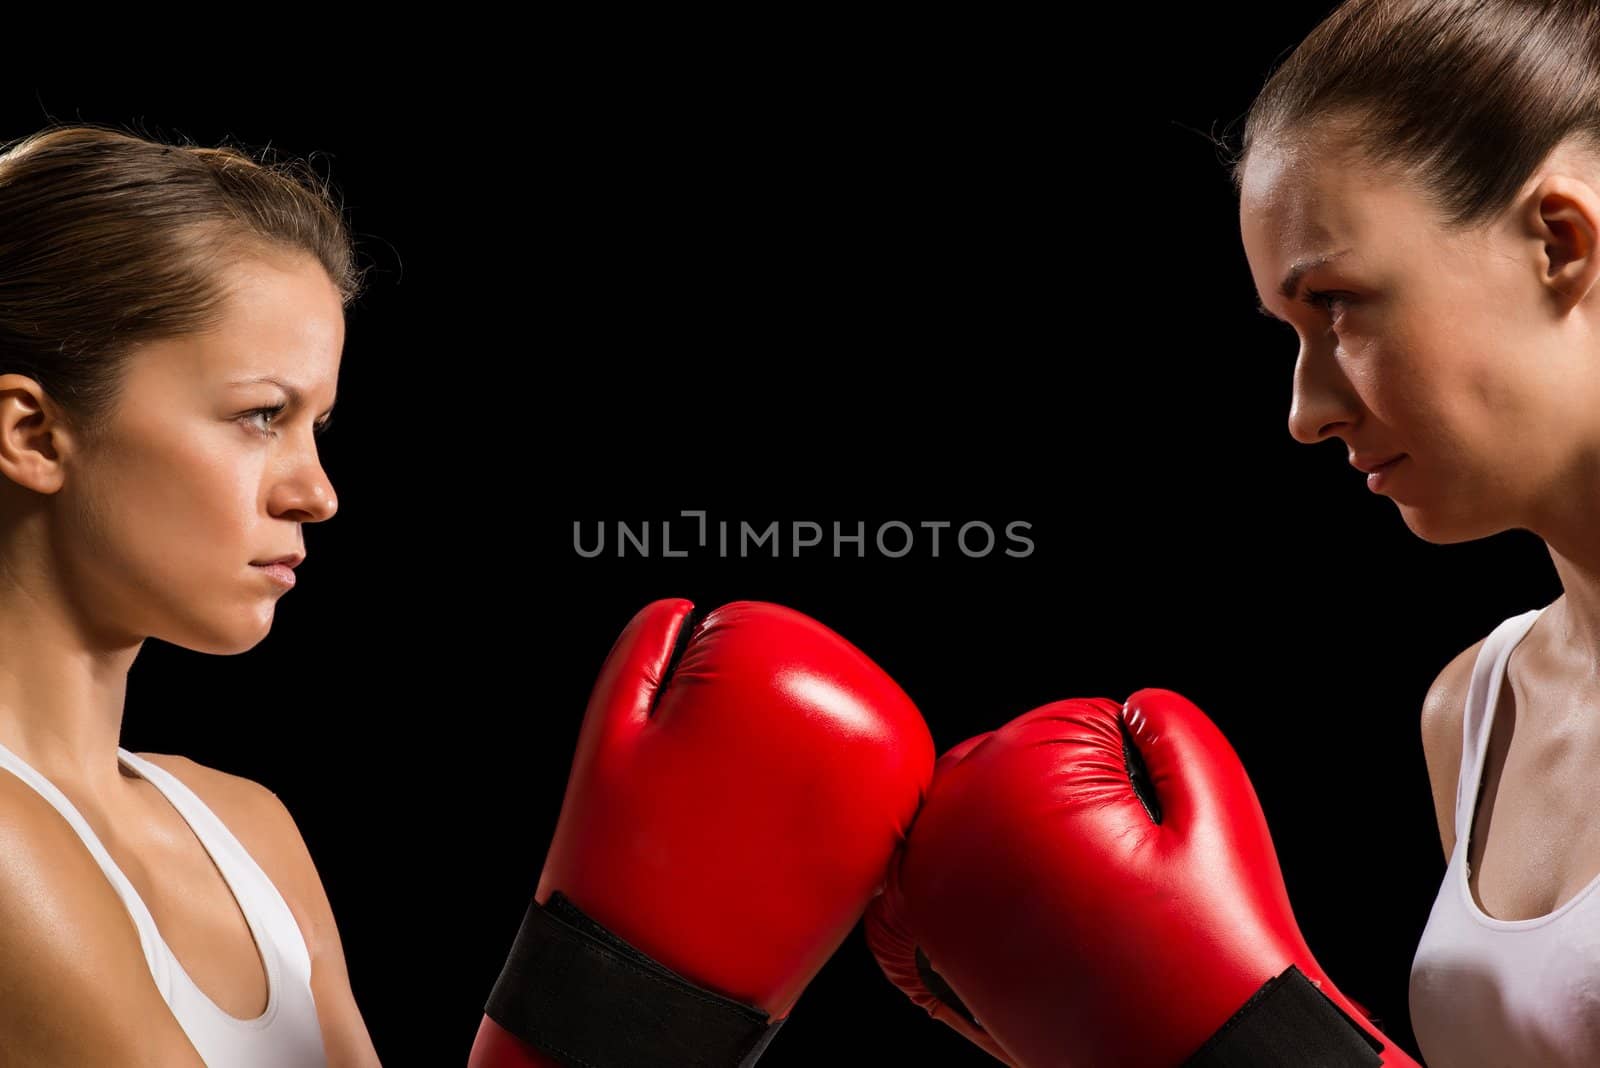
{"left": 0, "top": 124, "right": 380, "bottom": 1066}
{"left": 1234, "top": 1, "right": 1600, "bottom": 1063}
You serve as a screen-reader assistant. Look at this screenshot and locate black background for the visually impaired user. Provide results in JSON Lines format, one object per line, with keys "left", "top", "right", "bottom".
{"left": 5, "top": 9, "right": 1562, "bottom": 1065}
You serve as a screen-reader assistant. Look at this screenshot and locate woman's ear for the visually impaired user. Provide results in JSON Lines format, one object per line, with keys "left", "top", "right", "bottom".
{"left": 1528, "top": 169, "right": 1600, "bottom": 315}
{"left": 0, "top": 374, "right": 69, "bottom": 496}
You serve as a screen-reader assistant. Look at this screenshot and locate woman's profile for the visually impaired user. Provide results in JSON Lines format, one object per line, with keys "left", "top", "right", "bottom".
{"left": 1234, "top": 1, "right": 1600, "bottom": 1063}
{"left": 0, "top": 123, "right": 379, "bottom": 1066}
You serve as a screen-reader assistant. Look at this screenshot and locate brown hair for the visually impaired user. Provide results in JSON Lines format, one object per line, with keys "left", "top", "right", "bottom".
{"left": 0, "top": 122, "right": 366, "bottom": 441}
{"left": 1229, "top": 0, "right": 1600, "bottom": 228}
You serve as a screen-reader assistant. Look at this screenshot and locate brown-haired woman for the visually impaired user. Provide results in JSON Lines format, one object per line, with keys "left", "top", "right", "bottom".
{"left": 0, "top": 123, "right": 379, "bottom": 1066}
{"left": 1234, "top": 1, "right": 1600, "bottom": 1063}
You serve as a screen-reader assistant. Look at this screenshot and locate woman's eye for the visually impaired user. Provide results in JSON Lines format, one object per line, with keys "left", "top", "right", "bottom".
{"left": 1302, "top": 289, "right": 1347, "bottom": 317}
{"left": 243, "top": 404, "right": 286, "bottom": 434}
{"left": 240, "top": 405, "right": 334, "bottom": 438}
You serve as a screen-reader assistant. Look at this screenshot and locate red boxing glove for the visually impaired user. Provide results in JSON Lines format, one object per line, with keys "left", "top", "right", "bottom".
{"left": 865, "top": 688, "right": 1419, "bottom": 1067}
{"left": 469, "top": 598, "right": 934, "bottom": 1067}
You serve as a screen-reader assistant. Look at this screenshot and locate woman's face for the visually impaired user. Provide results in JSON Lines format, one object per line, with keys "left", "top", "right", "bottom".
{"left": 61, "top": 252, "right": 343, "bottom": 654}
{"left": 1238, "top": 129, "right": 1600, "bottom": 544}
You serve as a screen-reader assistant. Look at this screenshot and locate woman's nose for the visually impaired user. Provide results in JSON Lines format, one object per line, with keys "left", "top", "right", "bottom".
{"left": 1286, "top": 343, "right": 1356, "bottom": 445}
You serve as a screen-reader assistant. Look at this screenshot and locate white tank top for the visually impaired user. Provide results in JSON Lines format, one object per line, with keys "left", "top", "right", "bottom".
{"left": 1409, "top": 604, "right": 1600, "bottom": 1066}
{"left": 0, "top": 742, "right": 327, "bottom": 1067}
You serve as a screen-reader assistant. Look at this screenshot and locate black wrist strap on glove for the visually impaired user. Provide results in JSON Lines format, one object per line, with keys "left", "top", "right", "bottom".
{"left": 1182, "top": 964, "right": 1386, "bottom": 1067}
{"left": 483, "top": 891, "right": 785, "bottom": 1068}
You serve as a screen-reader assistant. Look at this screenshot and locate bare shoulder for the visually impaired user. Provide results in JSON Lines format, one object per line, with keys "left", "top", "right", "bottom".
{"left": 134, "top": 751, "right": 277, "bottom": 809}
{"left": 0, "top": 765, "right": 208, "bottom": 1064}
{"left": 1421, "top": 639, "right": 1480, "bottom": 753}
{"left": 131, "top": 752, "right": 313, "bottom": 933}
{"left": 0, "top": 761, "right": 117, "bottom": 870}
{"left": 1419, "top": 638, "right": 1485, "bottom": 861}
{"left": 136, "top": 752, "right": 294, "bottom": 872}
{"left": 133, "top": 753, "right": 382, "bottom": 1066}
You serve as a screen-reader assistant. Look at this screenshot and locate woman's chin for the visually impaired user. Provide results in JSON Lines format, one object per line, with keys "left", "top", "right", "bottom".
{"left": 1396, "top": 501, "right": 1501, "bottom": 546}
{"left": 166, "top": 608, "right": 278, "bottom": 656}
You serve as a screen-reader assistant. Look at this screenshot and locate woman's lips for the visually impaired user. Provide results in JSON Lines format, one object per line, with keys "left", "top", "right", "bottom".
{"left": 251, "top": 562, "right": 296, "bottom": 588}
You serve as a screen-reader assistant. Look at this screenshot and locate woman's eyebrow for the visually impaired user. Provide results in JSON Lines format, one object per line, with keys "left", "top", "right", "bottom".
{"left": 1255, "top": 248, "right": 1354, "bottom": 320}
{"left": 228, "top": 374, "right": 336, "bottom": 418}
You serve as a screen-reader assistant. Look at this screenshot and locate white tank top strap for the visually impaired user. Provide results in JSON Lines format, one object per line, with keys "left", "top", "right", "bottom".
{"left": 0, "top": 740, "right": 175, "bottom": 989}
{"left": 114, "top": 749, "right": 315, "bottom": 986}
{"left": 1455, "top": 605, "right": 1544, "bottom": 843}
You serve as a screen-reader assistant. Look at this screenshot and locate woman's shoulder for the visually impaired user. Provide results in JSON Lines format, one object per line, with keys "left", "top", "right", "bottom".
{"left": 132, "top": 751, "right": 272, "bottom": 805}
{"left": 0, "top": 759, "right": 160, "bottom": 987}
{"left": 135, "top": 750, "right": 362, "bottom": 1051}
{"left": 132, "top": 752, "right": 326, "bottom": 953}
{"left": 0, "top": 762, "right": 212, "bottom": 1066}
{"left": 130, "top": 752, "right": 299, "bottom": 856}
{"left": 1422, "top": 638, "right": 1484, "bottom": 736}
{"left": 1419, "top": 634, "right": 1490, "bottom": 860}
{"left": 0, "top": 762, "right": 105, "bottom": 869}
{"left": 1419, "top": 602, "right": 1553, "bottom": 737}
